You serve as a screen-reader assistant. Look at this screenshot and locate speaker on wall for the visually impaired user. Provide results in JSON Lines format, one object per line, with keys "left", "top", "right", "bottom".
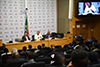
{"left": 68, "top": 0, "right": 73, "bottom": 19}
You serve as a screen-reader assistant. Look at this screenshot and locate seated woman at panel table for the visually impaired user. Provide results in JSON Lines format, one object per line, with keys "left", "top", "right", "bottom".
{"left": 34, "top": 31, "right": 43, "bottom": 41}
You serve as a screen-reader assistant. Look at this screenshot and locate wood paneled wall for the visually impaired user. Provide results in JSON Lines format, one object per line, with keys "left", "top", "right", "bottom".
{"left": 69, "top": 0, "right": 100, "bottom": 43}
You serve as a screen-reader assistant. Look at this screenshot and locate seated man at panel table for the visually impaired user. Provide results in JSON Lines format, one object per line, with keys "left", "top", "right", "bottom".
{"left": 22, "top": 31, "right": 30, "bottom": 42}
{"left": 45, "top": 31, "right": 52, "bottom": 39}
{"left": 34, "top": 31, "right": 43, "bottom": 41}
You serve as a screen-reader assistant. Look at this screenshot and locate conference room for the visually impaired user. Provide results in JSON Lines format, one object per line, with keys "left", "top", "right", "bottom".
{"left": 0, "top": 0, "right": 100, "bottom": 67}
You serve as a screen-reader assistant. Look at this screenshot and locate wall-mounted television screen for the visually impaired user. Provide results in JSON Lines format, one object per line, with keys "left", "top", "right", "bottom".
{"left": 78, "top": 2, "right": 100, "bottom": 16}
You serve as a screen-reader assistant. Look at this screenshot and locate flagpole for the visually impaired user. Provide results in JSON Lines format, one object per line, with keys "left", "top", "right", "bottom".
{"left": 24, "top": 0, "right": 29, "bottom": 36}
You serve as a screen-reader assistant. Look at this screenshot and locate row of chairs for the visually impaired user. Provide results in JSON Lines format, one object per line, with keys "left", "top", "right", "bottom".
{"left": 4, "top": 58, "right": 100, "bottom": 67}
{"left": 5, "top": 58, "right": 71, "bottom": 67}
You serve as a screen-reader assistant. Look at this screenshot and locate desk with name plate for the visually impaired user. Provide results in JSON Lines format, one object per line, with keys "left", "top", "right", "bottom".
{"left": 5, "top": 38, "right": 69, "bottom": 52}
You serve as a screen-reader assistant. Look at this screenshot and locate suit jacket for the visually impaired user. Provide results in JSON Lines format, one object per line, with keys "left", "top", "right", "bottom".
{"left": 22, "top": 35, "right": 30, "bottom": 41}
{"left": 45, "top": 34, "right": 52, "bottom": 39}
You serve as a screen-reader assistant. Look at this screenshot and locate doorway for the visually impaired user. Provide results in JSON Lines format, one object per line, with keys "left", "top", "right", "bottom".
{"left": 75, "top": 21, "right": 88, "bottom": 42}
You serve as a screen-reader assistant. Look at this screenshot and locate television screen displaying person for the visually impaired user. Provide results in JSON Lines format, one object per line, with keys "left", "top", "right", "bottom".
{"left": 22, "top": 31, "right": 30, "bottom": 41}
{"left": 34, "top": 31, "right": 43, "bottom": 41}
{"left": 45, "top": 31, "right": 52, "bottom": 39}
{"left": 84, "top": 2, "right": 96, "bottom": 14}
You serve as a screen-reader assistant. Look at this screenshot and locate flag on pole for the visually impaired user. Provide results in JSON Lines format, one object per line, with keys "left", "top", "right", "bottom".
{"left": 25, "top": 14, "right": 29, "bottom": 36}
{"left": 84, "top": 2, "right": 88, "bottom": 13}
{"left": 85, "top": 2, "right": 88, "bottom": 7}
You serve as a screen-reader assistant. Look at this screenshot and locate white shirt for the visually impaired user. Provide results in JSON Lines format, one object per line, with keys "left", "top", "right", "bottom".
{"left": 84, "top": 5, "right": 96, "bottom": 14}
{"left": 34, "top": 33, "right": 43, "bottom": 41}
{"left": 25, "top": 36, "right": 30, "bottom": 41}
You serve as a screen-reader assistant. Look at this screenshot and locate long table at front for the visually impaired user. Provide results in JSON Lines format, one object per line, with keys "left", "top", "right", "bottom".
{"left": 5, "top": 38, "right": 68, "bottom": 52}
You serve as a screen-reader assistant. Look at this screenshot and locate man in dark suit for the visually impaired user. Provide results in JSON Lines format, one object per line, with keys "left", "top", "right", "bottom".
{"left": 45, "top": 31, "right": 52, "bottom": 39}
{"left": 22, "top": 31, "right": 30, "bottom": 41}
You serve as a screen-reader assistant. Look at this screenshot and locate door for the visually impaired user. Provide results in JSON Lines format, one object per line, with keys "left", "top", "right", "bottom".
{"left": 75, "top": 21, "right": 88, "bottom": 42}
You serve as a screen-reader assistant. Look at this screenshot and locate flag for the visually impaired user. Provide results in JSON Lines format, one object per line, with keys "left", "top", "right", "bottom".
{"left": 25, "top": 14, "right": 29, "bottom": 36}
{"left": 85, "top": 2, "right": 88, "bottom": 7}
{"left": 84, "top": 2, "right": 88, "bottom": 12}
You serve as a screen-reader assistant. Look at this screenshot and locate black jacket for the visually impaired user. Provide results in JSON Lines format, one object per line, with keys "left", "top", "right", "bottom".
{"left": 22, "top": 35, "right": 30, "bottom": 41}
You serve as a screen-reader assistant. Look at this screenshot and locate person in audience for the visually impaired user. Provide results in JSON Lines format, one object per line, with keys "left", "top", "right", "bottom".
{"left": 46, "top": 45, "right": 56, "bottom": 57}
{"left": 92, "top": 43, "right": 99, "bottom": 51}
{"left": 7, "top": 48, "right": 25, "bottom": 63}
{"left": 88, "top": 37, "right": 96, "bottom": 43}
{"left": 21, "top": 51, "right": 36, "bottom": 67}
{"left": 42, "top": 43, "right": 45, "bottom": 48}
{"left": 1, "top": 48, "right": 11, "bottom": 57}
{"left": 22, "top": 31, "right": 30, "bottom": 41}
{"left": 38, "top": 50, "right": 45, "bottom": 58}
{"left": 66, "top": 45, "right": 73, "bottom": 54}
{"left": 27, "top": 45, "right": 32, "bottom": 51}
{"left": 34, "top": 45, "right": 42, "bottom": 54}
{"left": 88, "top": 51, "right": 99, "bottom": 65}
{"left": 2, "top": 43, "right": 7, "bottom": 49}
{"left": 34, "top": 31, "right": 43, "bottom": 41}
{"left": 45, "top": 31, "right": 52, "bottom": 39}
{"left": 51, "top": 45, "right": 55, "bottom": 52}
{"left": 74, "top": 45, "right": 83, "bottom": 50}
{"left": 50, "top": 52, "right": 66, "bottom": 66}
{"left": 20, "top": 46, "right": 27, "bottom": 59}
{"left": 67, "top": 49, "right": 89, "bottom": 67}
{"left": 22, "top": 46, "right": 27, "bottom": 52}
{"left": 41, "top": 43, "right": 47, "bottom": 49}
{"left": 89, "top": 41, "right": 97, "bottom": 51}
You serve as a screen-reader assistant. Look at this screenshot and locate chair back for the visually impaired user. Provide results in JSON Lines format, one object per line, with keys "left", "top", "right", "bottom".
{"left": 35, "top": 57, "right": 51, "bottom": 64}
{"left": 23, "top": 62, "right": 46, "bottom": 67}
{"left": 2, "top": 54, "right": 12, "bottom": 63}
{"left": 91, "top": 64, "right": 100, "bottom": 67}
{"left": 8, "top": 60, "right": 27, "bottom": 67}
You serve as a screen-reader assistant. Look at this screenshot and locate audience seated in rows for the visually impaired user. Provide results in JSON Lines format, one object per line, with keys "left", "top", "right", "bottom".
{"left": 1, "top": 36, "right": 100, "bottom": 67}
{"left": 7, "top": 48, "right": 25, "bottom": 63}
